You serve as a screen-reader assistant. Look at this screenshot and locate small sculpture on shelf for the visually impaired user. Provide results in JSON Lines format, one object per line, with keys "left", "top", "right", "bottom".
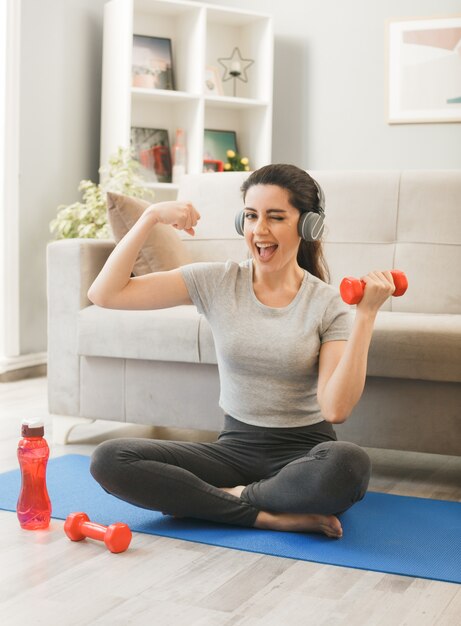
{"left": 218, "top": 47, "right": 254, "bottom": 97}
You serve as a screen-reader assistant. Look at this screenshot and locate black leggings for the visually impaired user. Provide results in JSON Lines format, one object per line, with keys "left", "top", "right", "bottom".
{"left": 90, "top": 415, "right": 371, "bottom": 528}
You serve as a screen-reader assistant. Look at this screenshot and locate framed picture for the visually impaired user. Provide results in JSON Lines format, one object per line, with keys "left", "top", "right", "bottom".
{"left": 204, "top": 66, "right": 224, "bottom": 96}
{"left": 203, "top": 129, "right": 238, "bottom": 165}
{"left": 387, "top": 16, "right": 461, "bottom": 123}
{"left": 131, "top": 127, "right": 172, "bottom": 183}
{"left": 203, "top": 159, "right": 224, "bottom": 173}
{"left": 132, "top": 35, "right": 175, "bottom": 91}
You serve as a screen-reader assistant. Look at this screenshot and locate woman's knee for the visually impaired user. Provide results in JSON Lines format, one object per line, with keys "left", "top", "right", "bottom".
{"left": 310, "top": 441, "right": 372, "bottom": 509}
{"left": 311, "top": 441, "right": 370, "bottom": 479}
{"left": 328, "top": 441, "right": 371, "bottom": 483}
{"left": 90, "top": 439, "right": 130, "bottom": 488}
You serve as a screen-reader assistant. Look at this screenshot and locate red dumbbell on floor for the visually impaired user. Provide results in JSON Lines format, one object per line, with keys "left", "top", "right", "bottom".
{"left": 64, "top": 512, "right": 132, "bottom": 553}
{"left": 340, "top": 270, "right": 408, "bottom": 305}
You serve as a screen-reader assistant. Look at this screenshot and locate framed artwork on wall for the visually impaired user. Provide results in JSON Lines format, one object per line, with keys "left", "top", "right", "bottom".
{"left": 387, "top": 16, "right": 461, "bottom": 123}
{"left": 132, "top": 35, "right": 175, "bottom": 91}
{"left": 203, "top": 129, "right": 237, "bottom": 165}
{"left": 203, "top": 159, "right": 224, "bottom": 172}
{"left": 131, "top": 127, "right": 172, "bottom": 182}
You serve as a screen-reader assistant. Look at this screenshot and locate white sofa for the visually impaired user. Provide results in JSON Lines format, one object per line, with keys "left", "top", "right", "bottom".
{"left": 47, "top": 171, "right": 461, "bottom": 455}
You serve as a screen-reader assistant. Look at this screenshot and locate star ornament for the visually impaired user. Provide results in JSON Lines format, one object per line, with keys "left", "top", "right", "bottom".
{"left": 218, "top": 47, "right": 254, "bottom": 83}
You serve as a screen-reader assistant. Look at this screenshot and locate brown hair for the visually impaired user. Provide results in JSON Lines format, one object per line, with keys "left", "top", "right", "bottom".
{"left": 240, "top": 164, "right": 330, "bottom": 282}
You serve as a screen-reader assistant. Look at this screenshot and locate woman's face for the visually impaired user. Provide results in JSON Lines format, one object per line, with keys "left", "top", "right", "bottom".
{"left": 243, "top": 184, "right": 301, "bottom": 275}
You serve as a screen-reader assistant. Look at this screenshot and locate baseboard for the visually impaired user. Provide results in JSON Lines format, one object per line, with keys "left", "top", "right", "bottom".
{"left": 0, "top": 352, "right": 47, "bottom": 381}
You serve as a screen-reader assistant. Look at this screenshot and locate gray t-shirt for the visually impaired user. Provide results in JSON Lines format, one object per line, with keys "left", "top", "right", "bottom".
{"left": 180, "top": 259, "right": 352, "bottom": 427}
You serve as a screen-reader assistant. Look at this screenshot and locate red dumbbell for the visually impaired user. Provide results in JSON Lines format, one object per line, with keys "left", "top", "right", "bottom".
{"left": 340, "top": 270, "right": 408, "bottom": 305}
{"left": 64, "top": 512, "right": 132, "bottom": 553}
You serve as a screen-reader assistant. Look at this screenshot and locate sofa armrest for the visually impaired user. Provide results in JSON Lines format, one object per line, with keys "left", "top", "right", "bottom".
{"left": 47, "top": 239, "right": 115, "bottom": 416}
{"left": 47, "top": 239, "right": 115, "bottom": 310}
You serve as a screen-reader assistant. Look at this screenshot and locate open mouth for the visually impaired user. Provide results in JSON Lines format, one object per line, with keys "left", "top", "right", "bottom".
{"left": 256, "top": 243, "right": 278, "bottom": 261}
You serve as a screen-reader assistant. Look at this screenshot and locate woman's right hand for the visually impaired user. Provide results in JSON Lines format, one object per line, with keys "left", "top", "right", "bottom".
{"left": 356, "top": 270, "right": 395, "bottom": 317}
{"left": 145, "top": 201, "right": 201, "bottom": 236}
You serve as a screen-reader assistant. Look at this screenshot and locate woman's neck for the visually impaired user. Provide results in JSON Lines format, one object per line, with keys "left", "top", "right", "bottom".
{"left": 253, "top": 263, "right": 304, "bottom": 306}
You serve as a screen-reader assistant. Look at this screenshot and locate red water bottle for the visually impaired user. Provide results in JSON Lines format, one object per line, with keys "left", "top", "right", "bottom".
{"left": 17, "top": 419, "right": 52, "bottom": 530}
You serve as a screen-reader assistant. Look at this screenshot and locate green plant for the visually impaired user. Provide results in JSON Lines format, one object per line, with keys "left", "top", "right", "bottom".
{"left": 50, "top": 147, "right": 154, "bottom": 239}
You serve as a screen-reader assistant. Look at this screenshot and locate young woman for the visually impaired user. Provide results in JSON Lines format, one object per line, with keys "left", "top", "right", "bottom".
{"left": 89, "top": 164, "right": 395, "bottom": 539}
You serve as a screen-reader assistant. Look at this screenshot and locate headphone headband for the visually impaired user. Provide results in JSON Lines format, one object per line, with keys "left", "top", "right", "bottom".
{"left": 313, "top": 179, "right": 325, "bottom": 215}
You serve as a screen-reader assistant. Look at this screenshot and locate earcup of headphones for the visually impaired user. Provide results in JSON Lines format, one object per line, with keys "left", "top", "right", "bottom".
{"left": 235, "top": 210, "right": 245, "bottom": 236}
{"left": 298, "top": 211, "right": 325, "bottom": 241}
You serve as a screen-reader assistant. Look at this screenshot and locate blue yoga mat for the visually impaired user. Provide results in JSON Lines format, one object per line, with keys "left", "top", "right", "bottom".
{"left": 1, "top": 454, "right": 460, "bottom": 584}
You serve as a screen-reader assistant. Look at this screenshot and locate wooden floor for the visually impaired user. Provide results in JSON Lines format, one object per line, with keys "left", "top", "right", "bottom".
{"left": 0, "top": 377, "right": 460, "bottom": 625}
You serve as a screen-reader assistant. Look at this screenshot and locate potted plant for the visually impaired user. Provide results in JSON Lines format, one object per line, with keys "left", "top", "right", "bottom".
{"left": 50, "top": 147, "right": 154, "bottom": 240}
{"left": 223, "top": 150, "right": 250, "bottom": 172}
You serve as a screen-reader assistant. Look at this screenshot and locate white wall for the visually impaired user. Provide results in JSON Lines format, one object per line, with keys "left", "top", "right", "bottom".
{"left": 206, "top": 0, "right": 461, "bottom": 169}
{"left": 13, "top": 0, "right": 461, "bottom": 360}
{"left": 19, "top": 0, "right": 106, "bottom": 355}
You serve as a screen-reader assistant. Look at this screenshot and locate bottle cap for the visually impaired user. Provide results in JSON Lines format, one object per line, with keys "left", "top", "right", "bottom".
{"left": 21, "top": 419, "right": 45, "bottom": 437}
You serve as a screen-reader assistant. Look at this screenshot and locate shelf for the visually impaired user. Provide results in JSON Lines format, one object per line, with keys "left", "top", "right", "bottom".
{"left": 101, "top": 0, "right": 273, "bottom": 196}
{"left": 131, "top": 88, "right": 200, "bottom": 103}
{"left": 206, "top": 5, "right": 271, "bottom": 27}
{"left": 135, "top": 0, "right": 196, "bottom": 17}
{"left": 204, "top": 95, "right": 269, "bottom": 109}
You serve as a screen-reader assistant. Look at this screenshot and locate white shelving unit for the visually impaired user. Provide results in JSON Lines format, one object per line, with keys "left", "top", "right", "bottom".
{"left": 100, "top": 0, "right": 273, "bottom": 199}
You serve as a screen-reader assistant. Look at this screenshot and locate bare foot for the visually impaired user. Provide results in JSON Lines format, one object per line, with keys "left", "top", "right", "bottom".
{"left": 255, "top": 510, "right": 343, "bottom": 538}
{"left": 219, "top": 487, "right": 343, "bottom": 538}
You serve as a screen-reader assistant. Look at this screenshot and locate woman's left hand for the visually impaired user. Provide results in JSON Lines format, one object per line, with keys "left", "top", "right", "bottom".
{"left": 357, "top": 270, "right": 395, "bottom": 316}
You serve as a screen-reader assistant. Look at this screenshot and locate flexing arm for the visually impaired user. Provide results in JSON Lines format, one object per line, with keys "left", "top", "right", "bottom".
{"left": 317, "top": 271, "right": 395, "bottom": 423}
{"left": 87, "top": 201, "right": 200, "bottom": 310}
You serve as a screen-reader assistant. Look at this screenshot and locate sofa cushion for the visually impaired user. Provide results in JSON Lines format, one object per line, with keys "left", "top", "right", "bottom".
{"left": 106, "top": 192, "right": 191, "bottom": 275}
{"left": 397, "top": 170, "right": 461, "bottom": 245}
{"left": 177, "top": 172, "right": 249, "bottom": 240}
{"left": 312, "top": 170, "right": 400, "bottom": 244}
{"left": 368, "top": 311, "right": 461, "bottom": 383}
{"left": 393, "top": 171, "right": 461, "bottom": 314}
{"left": 78, "top": 305, "right": 200, "bottom": 363}
{"left": 393, "top": 243, "right": 461, "bottom": 314}
{"left": 176, "top": 172, "right": 250, "bottom": 264}
{"left": 197, "top": 309, "right": 461, "bottom": 383}
{"left": 323, "top": 242, "right": 395, "bottom": 311}
{"left": 79, "top": 303, "right": 461, "bottom": 384}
